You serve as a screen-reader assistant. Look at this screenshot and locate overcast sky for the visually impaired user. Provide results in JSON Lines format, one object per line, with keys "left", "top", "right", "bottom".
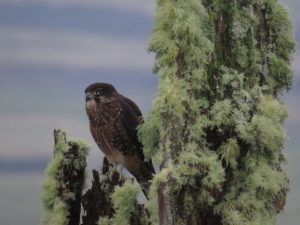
{"left": 0, "top": 1, "right": 298, "bottom": 225}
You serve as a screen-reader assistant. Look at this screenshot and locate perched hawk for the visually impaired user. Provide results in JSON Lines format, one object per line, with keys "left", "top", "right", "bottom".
{"left": 85, "top": 83, "right": 155, "bottom": 197}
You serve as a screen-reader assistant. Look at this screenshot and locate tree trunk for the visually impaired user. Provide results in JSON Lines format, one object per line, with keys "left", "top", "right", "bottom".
{"left": 54, "top": 130, "right": 86, "bottom": 225}
{"left": 140, "top": 0, "right": 295, "bottom": 225}
{"left": 42, "top": 129, "right": 89, "bottom": 225}
{"left": 81, "top": 158, "right": 119, "bottom": 225}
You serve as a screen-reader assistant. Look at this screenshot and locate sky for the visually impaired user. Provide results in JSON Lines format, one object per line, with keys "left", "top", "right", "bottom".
{"left": 0, "top": 0, "right": 299, "bottom": 225}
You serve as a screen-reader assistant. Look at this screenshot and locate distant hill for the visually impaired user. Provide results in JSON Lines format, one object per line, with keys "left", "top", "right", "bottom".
{"left": 0, "top": 158, "right": 50, "bottom": 173}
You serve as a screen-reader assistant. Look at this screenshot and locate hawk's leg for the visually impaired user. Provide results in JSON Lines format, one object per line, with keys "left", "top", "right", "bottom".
{"left": 110, "top": 164, "right": 124, "bottom": 183}
{"left": 115, "top": 164, "right": 124, "bottom": 182}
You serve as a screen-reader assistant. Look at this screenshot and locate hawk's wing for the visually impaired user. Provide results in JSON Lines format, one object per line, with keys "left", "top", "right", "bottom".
{"left": 119, "top": 95, "right": 155, "bottom": 173}
{"left": 122, "top": 96, "right": 143, "bottom": 121}
{"left": 118, "top": 95, "right": 143, "bottom": 155}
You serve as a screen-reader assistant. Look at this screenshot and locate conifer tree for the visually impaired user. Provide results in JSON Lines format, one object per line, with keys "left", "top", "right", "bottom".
{"left": 41, "top": 1, "right": 295, "bottom": 225}
{"left": 139, "top": 0, "right": 295, "bottom": 225}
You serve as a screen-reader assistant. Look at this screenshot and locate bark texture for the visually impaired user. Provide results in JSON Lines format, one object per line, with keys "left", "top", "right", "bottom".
{"left": 81, "top": 158, "right": 118, "bottom": 225}
{"left": 42, "top": 129, "right": 89, "bottom": 225}
{"left": 55, "top": 130, "right": 87, "bottom": 225}
{"left": 139, "top": 0, "right": 295, "bottom": 225}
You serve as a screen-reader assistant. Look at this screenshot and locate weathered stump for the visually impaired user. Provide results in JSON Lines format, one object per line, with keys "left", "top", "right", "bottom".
{"left": 81, "top": 158, "right": 121, "bottom": 225}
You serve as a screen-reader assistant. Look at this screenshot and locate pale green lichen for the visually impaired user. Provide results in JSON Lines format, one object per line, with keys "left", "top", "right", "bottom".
{"left": 218, "top": 138, "right": 240, "bottom": 170}
{"left": 147, "top": 167, "right": 172, "bottom": 225}
{"left": 41, "top": 130, "right": 90, "bottom": 225}
{"left": 42, "top": 199, "right": 69, "bottom": 225}
{"left": 98, "top": 217, "right": 113, "bottom": 225}
{"left": 111, "top": 181, "right": 141, "bottom": 225}
{"left": 139, "top": 0, "right": 294, "bottom": 224}
{"left": 42, "top": 131, "right": 69, "bottom": 225}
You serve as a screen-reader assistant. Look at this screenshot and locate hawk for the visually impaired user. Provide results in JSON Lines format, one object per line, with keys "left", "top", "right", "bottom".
{"left": 85, "top": 83, "right": 155, "bottom": 197}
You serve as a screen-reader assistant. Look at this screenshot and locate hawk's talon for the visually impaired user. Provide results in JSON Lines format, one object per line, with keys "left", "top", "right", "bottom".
{"left": 110, "top": 164, "right": 124, "bottom": 184}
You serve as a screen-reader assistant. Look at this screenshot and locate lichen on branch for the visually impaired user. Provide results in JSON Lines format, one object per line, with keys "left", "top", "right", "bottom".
{"left": 41, "top": 130, "right": 90, "bottom": 225}
{"left": 139, "top": 0, "right": 295, "bottom": 225}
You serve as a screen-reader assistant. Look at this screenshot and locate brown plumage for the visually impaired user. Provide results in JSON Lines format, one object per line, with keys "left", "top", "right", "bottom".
{"left": 85, "top": 83, "right": 155, "bottom": 197}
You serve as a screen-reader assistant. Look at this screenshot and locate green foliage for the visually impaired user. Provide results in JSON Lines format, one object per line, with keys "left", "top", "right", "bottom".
{"left": 98, "top": 217, "right": 113, "bottom": 225}
{"left": 257, "top": 96, "right": 287, "bottom": 120}
{"left": 70, "top": 138, "right": 91, "bottom": 176}
{"left": 139, "top": 0, "right": 294, "bottom": 224}
{"left": 111, "top": 181, "right": 141, "bottom": 225}
{"left": 42, "top": 200, "right": 69, "bottom": 225}
{"left": 264, "top": 0, "right": 295, "bottom": 93}
{"left": 210, "top": 99, "right": 234, "bottom": 126}
{"left": 268, "top": 2, "right": 296, "bottom": 61}
{"left": 252, "top": 114, "right": 286, "bottom": 152}
{"left": 138, "top": 111, "right": 162, "bottom": 160}
{"left": 218, "top": 138, "right": 240, "bottom": 169}
{"left": 41, "top": 130, "right": 90, "bottom": 225}
{"left": 42, "top": 131, "right": 69, "bottom": 225}
{"left": 146, "top": 167, "right": 171, "bottom": 225}
{"left": 215, "top": 153, "right": 289, "bottom": 225}
{"left": 176, "top": 147, "right": 225, "bottom": 189}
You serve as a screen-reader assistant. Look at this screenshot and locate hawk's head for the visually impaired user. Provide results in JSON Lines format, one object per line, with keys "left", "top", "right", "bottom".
{"left": 85, "top": 83, "right": 117, "bottom": 105}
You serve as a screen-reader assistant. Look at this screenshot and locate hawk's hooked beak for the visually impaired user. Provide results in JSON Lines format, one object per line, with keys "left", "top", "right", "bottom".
{"left": 85, "top": 92, "right": 94, "bottom": 102}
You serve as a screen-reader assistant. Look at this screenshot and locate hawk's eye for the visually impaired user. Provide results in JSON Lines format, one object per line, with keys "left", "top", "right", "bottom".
{"left": 94, "top": 89, "right": 102, "bottom": 96}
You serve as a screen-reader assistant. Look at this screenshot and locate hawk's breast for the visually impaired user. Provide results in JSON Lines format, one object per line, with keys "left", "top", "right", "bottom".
{"left": 88, "top": 100, "right": 134, "bottom": 165}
